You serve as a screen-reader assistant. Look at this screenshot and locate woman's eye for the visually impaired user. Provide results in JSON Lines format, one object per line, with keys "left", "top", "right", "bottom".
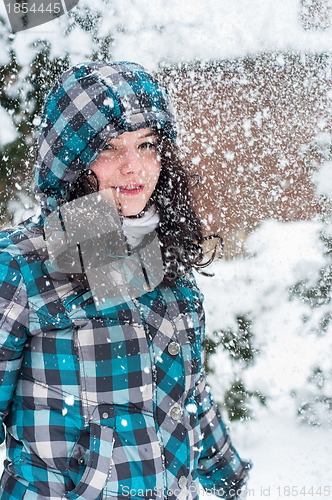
{"left": 139, "top": 142, "right": 157, "bottom": 150}
{"left": 103, "top": 143, "right": 115, "bottom": 151}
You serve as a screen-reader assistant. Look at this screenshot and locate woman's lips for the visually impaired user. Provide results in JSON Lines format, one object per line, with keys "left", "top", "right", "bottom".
{"left": 113, "top": 185, "right": 144, "bottom": 195}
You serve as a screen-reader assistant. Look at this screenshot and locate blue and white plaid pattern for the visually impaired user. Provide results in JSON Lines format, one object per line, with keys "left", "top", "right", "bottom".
{"left": 0, "top": 220, "right": 250, "bottom": 500}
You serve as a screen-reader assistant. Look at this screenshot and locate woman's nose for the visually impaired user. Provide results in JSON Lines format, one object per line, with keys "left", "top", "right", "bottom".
{"left": 119, "top": 149, "right": 143, "bottom": 175}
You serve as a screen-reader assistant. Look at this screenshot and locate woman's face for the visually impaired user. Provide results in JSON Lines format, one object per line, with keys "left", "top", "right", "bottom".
{"left": 90, "top": 128, "right": 161, "bottom": 216}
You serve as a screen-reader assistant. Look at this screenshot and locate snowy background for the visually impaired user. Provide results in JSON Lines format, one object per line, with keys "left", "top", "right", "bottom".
{"left": 1, "top": 0, "right": 332, "bottom": 498}
{"left": 1, "top": 0, "right": 332, "bottom": 70}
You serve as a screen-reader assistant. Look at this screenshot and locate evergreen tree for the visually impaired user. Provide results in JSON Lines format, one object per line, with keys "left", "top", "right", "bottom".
{"left": 206, "top": 315, "right": 267, "bottom": 421}
{"left": 290, "top": 132, "right": 332, "bottom": 426}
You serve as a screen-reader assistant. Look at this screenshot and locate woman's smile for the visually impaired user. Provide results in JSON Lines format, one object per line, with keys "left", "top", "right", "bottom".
{"left": 113, "top": 184, "right": 144, "bottom": 195}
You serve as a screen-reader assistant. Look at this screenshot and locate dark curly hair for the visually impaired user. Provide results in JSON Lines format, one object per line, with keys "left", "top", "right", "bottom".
{"left": 69, "top": 131, "right": 205, "bottom": 283}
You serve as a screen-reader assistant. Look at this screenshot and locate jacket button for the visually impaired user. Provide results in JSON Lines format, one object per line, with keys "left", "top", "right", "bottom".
{"left": 102, "top": 412, "right": 109, "bottom": 419}
{"left": 168, "top": 342, "right": 180, "bottom": 356}
{"left": 178, "top": 476, "right": 187, "bottom": 489}
{"left": 143, "top": 282, "right": 154, "bottom": 292}
{"left": 78, "top": 458, "right": 85, "bottom": 465}
{"left": 170, "top": 405, "right": 183, "bottom": 421}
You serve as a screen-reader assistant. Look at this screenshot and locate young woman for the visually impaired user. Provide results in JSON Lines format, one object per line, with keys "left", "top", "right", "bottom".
{"left": 0, "top": 61, "right": 250, "bottom": 500}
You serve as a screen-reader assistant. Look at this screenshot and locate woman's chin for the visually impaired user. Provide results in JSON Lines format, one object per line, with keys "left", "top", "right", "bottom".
{"left": 120, "top": 204, "right": 146, "bottom": 217}
{"left": 119, "top": 198, "right": 151, "bottom": 217}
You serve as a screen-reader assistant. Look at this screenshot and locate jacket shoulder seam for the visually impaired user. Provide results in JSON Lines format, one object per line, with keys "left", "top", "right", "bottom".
{"left": 0, "top": 234, "right": 31, "bottom": 333}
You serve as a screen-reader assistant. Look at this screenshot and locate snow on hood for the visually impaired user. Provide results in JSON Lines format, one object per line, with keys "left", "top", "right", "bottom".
{"left": 34, "top": 61, "right": 176, "bottom": 216}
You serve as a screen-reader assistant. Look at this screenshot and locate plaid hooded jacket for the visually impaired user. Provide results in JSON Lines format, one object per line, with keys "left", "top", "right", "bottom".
{"left": 0, "top": 62, "right": 250, "bottom": 500}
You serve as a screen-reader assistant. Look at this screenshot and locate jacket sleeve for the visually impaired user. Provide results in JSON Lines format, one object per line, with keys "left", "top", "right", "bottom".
{"left": 0, "top": 241, "right": 29, "bottom": 443}
{"left": 194, "top": 324, "right": 251, "bottom": 498}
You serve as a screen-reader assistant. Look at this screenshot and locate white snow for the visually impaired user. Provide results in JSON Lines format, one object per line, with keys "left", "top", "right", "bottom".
{"left": 6, "top": 193, "right": 39, "bottom": 226}
{"left": 108, "top": 0, "right": 332, "bottom": 69}
{"left": 64, "top": 394, "right": 75, "bottom": 406}
{"left": 0, "top": 0, "right": 331, "bottom": 73}
{"left": 186, "top": 403, "right": 198, "bottom": 414}
{"left": 0, "top": 107, "right": 17, "bottom": 147}
{"left": 229, "top": 402, "right": 331, "bottom": 498}
{"left": 313, "top": 161, "right": 332, "bottom": 198}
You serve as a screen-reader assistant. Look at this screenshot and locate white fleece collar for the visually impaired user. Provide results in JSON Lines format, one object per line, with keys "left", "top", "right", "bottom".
{"left": 122, "top": 205, "right": 160, "bottom": 247}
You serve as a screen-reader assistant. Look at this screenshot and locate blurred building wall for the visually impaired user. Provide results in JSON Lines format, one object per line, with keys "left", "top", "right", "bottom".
{"left": 162, "top": 52, "right": 332, "bottom": 257}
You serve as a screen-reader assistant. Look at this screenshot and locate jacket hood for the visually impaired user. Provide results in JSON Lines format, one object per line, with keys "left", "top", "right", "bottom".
{"left": 34, "top": 61, "right": 176, "bottom": 216}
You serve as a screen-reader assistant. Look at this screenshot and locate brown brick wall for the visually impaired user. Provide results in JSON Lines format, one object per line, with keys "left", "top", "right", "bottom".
{"left": 161, "top": 53, "right": 332, "bottom": 257}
